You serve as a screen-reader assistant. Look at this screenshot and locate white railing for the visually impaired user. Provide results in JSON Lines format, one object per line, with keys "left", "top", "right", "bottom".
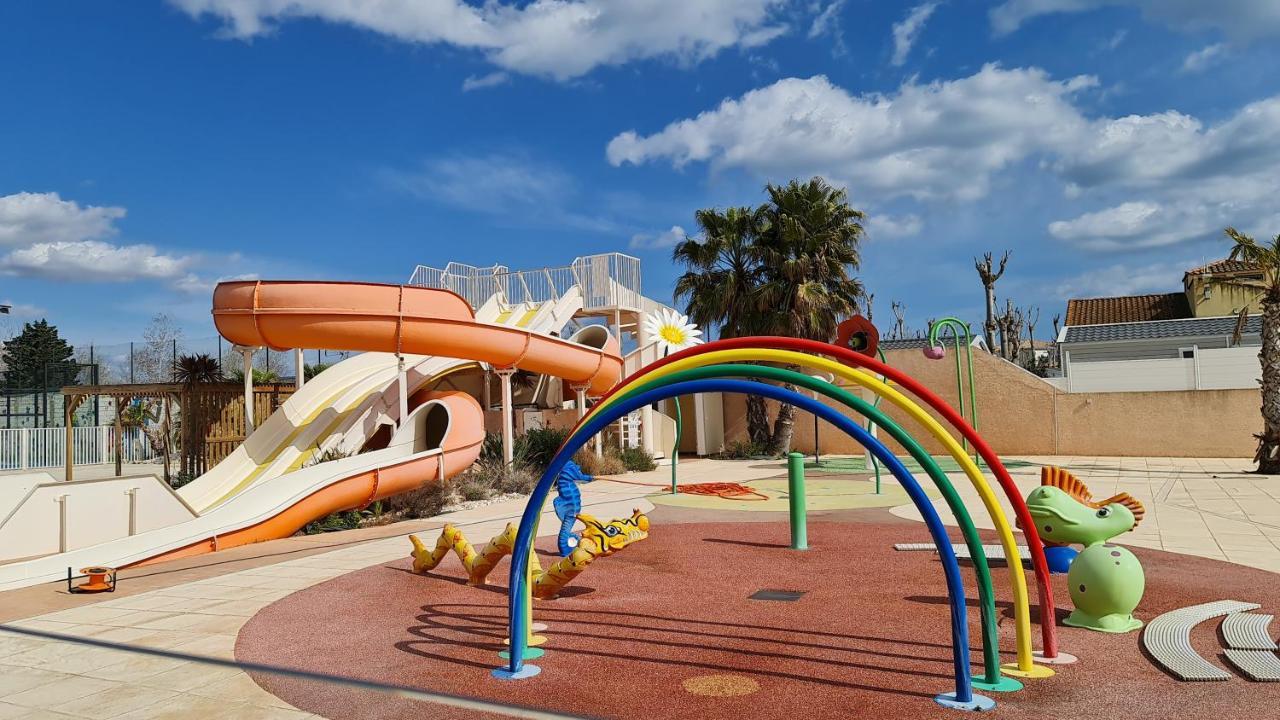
{"left": 0, "top": 426, "right": 158, "bottom": 471}
{"left": 409, "top": 253, "right": 642, "bottom": 312}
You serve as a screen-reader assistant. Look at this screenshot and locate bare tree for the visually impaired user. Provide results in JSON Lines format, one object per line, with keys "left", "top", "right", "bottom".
{"left": 1024, "top": 305, "right": 1040, "bottom": 360}
{"left": 134, "top": 314, "right": 183, "bottom": 483}
{"left": 890, "top": 301, "right": 907, "bottom": 340}
{"left": 135, "top": 314, "right": 183, "bottom": 383}
{"left": 865, "top": 292, "right": 875, "bottom": 322}
{"left": 974, "top": 251, "right": 1010, "bottom": 353}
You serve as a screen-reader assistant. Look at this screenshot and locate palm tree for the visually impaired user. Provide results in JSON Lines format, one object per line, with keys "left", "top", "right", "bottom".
{"left": 673, "top": 179, "right": 868, "bottom": 454}
{"left": 673, "top": 206, "right": 772, "bottom": 445}
{"left": 753, "top": 178, "right": 867, "bottom": 453}
{"left": 174, "top": 353, "right": 224, "bottom": 386}
{"left": 1222, "top": 227, "right": 1280, "bottom": 473}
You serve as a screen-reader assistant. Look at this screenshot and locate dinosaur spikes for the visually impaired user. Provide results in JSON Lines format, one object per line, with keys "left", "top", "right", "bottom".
{"left": 1041, "top": 466, "right": 1095, "bottom": 504}
{"left": 1099, "top": 493, "right": 1146, "bottom": 528}
{"left": 1042, "top": 466, "right": 1145, "bottom": 529}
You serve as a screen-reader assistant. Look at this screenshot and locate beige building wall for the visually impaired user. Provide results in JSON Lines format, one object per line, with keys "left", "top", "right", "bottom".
{"left": 721, "top": 347, "right": 1258, "bottom": 458}
{"left": 1185, "top": 274, "right": 1263, "bottom": 318}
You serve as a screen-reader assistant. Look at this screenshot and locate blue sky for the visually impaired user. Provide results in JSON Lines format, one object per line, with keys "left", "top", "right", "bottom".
{"left": 2, "top": 0, "right": 1278, "bottom": 347}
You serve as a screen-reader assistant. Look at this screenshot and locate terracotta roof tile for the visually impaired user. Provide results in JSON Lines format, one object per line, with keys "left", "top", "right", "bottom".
{"left": 1065, "top": 293, "right": 1192, "bottom": 326}
{"left": 1185, "top": 258, "right": 1260, "bottom": 276}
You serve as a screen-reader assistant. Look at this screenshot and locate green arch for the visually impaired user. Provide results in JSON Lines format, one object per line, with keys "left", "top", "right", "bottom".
{"left": 626, "top": 363, "right": 1016, "bottom": 691}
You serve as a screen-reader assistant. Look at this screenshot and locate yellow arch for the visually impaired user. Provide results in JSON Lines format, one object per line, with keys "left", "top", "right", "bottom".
{"left": 591, "top": 348, "right": 1048, "bottom": 677}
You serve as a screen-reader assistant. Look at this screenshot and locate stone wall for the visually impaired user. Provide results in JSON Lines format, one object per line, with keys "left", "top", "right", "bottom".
{"left": 720, "top": 347, "right": 1258, "bottom": 458}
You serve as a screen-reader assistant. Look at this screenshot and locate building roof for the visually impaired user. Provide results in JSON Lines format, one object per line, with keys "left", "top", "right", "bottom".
{"left": 1184, "top": 258, "right": 1260, "bottom": 277}
{"left": 879, "top": 335, "right": 988, "bottom": 351}
{"left": 1065, "top": 293, "right": 1192, "bottom": 326}
{"left": 1061, "top": 314, "right": 1260, "bottom": 344}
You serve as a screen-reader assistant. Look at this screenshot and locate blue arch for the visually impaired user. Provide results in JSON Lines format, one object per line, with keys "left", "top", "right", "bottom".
{"left": 501, "top": 378, "right": 977, "bottom": 704}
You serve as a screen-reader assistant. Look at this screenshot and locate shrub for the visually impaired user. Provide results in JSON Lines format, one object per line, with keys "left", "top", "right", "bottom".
{"left": 574, "top": 447, "right": 626, "bottom": 476}
{"left": 304, "top": 446, "right": 354, "bottom": 468}
{"left": 303, "top": 509, "right": 364, "bottom": 534}
{"left": 456, "top": 475, "right": 494, "bottom": 502}
{"left": 169, "top": 470, "right": 197, "bottom": 489}
{"left": 619, "top": 446, "right": 657, "bottom": 472}
{"left": 522, "top": 427, "right": 571, "bottom": 469}
{"left": 304, "top": 362, "right": 332, "bottom": 381}
{"left": 383, "top": 481, "right": 451, "bottom": 519}
{"left": 715, "top": 440, "right": 767, "bottom": 459}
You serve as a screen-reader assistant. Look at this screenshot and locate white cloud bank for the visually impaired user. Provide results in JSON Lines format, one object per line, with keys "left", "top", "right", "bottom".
{"left": 607, "top": 66, "right": 1097, "bottom": 202}
{"left": 607, "top": 64, "right": 1280, "bottom": 250}
{"left": 990, "top": 0, "right": 1280, "bottom": 42}
{"left": 171, "top": 0, "right": 791, "bottom": 81}
{"left": 0, "top": 191, "right": 225, "bottom": 290}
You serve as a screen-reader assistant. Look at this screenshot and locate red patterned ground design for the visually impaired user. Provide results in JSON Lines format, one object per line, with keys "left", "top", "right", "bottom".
{"left": 236, "top": 511, "right": 1280, "bottom": 720}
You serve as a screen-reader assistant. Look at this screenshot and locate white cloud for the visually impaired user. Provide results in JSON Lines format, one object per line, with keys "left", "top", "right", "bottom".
{"left": 991, "top": 0, "right": 1280, "bottom": 42}
{"left": 172, "top": 272, "right": 260, "bottom": 295}
{"left": 0, "top": 191, "right": 242, "bottom": 292}
{"left": 891, "top": 2, "right": 939, "bottom": 66}
{"left": 0, "top": 192, "right": 125, "bottom": 246}
{"left": 0, "top": 300, "right": 47, "bottom": 318}
{"left": 1181, "top": 43, "right": 1226, "bottom": 73}
{"left": 607, "top": 65, "right": 1096, "bottom": 202}
{"left": 867, "top": 213, "right": 923, "bottom": 239}
{"left": 629, "top": 225, "right": 687, "bottom": 250}
{"left": 1055, "top": 258, "right": 1198, "bottom": 298}
{"left": 807, "top": 0, "right": 847, "bottom": 55}
{"left": 462, "top": 71, "right": 510, "bottom": 92}
{"left": 0, "top": 240, "right": 195, "bottom": 282}
{"left": 608, "top": 65, "right": 1280, "bottom": 251}
{"left": 381, "top": 152, "right": 620, "bottom": 233}
{"left": 171, "top": 0, "right": 791, "bottom": 81}
{"left": 1104, "top": 29, "right": 1127, "bottom": 50}
{"left": 1046, "top": 201, "right": 1198, "bottom": 249}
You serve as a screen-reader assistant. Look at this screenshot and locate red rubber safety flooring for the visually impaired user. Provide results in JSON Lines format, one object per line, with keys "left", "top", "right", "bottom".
{"left": 236, "top": 515, "right": 1280, "bottom": 720}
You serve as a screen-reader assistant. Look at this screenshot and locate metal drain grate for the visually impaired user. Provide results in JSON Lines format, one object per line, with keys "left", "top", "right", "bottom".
{"left": 749, "top": 589, "right": 806, "bottom": 602}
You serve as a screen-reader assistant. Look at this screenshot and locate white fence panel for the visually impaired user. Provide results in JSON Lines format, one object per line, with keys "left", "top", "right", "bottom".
{"left": 1198, "top": 346, "right": 1261, "bottom": 390}
{"left": 1068, "top": 357, "right": 1195, "bottom": 393}
{"left": 0, "top": 426, "right": 157, "bottom": 471}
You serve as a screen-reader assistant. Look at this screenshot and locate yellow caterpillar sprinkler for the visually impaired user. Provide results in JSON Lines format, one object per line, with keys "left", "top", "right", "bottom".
{"left": 408, "top": 509, "right": 648, "bottom": 599}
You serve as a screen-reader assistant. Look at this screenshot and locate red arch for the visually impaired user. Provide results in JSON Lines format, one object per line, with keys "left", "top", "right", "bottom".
{"left": 595, "top": 336, "right": 1059, "bottom": 656}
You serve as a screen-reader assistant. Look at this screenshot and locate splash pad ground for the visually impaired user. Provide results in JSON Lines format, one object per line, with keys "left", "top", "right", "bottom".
{"left": 236, "top": 505, "right": 1280, "bottom": 720}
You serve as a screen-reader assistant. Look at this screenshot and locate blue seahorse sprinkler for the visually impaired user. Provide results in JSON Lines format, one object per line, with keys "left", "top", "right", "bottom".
{"left": 1025, "top": 466, "right": 1146, "bottom": 633}
{"left": 553, "top": 460, "right": 593, "bottom": 556}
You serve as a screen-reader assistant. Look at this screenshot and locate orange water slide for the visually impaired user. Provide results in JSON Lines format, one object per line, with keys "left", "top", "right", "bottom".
{"left": 212, "top": 280, "right": 622, "bottom": 396}
{"left": 143, "top": 280, "right": 624, "bottom": 566}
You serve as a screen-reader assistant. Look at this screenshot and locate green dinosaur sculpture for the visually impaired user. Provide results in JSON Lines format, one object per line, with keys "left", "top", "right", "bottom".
{"left": 1025, "top": 467, "right": 1146, "bottom": 633}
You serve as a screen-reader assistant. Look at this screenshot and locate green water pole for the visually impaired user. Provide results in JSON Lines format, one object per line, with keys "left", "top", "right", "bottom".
{"left": 670, "top": 398, "right": 682, "bottom": 494}
{"left": 787, "top": 452, "right": 808, "bottom": 550}
{"left": 927, "top": 317, "right": 979, "bottom": 463}
{"left": 866, "top": 348, "right": 887, "bottom": 494}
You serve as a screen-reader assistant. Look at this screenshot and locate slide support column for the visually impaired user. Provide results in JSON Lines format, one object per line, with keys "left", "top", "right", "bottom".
{"left": 294, "top": 348, "right": 305, "bottom": 390}
{"left": 397, "top": 355, "right": 408, "bottom": 428}
{"left": 788, "top": 452, "right": 808, "bottom": 550}
{"left": 498, "top": 368, "right": 516, "bottom": 464}
{"left": 240, "top": 346, "right": 255, "bottom": 434}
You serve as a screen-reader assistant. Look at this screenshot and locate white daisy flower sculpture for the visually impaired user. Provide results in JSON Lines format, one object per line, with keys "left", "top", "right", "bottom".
{"left": 644, "top": 307, "right": 703, "bottom": 355}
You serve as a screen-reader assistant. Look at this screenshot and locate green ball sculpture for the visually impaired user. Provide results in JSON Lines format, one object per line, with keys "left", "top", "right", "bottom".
{"left": 1025, "top": 467, "right": 1146, "bottom": 633}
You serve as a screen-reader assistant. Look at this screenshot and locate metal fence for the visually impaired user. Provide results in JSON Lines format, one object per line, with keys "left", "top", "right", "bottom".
{"left": 0, "top": 425, "right": 159, "bottom": 471}
{"left": 409, "top": 253, "right": 643, "bottom": 312}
